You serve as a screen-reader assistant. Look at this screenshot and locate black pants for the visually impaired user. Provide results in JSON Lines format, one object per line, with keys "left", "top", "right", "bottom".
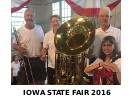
{"left": 17, "top": 56, "right": 46, "bottom": 85}
{"left": 47, "top": 67, "right": 55, "bottom": 85}
{"left": 11, "top": 77, "right": 18, "bottom": 85}
{"left": 89, "top": 57, "right": 96, "bottom": 64}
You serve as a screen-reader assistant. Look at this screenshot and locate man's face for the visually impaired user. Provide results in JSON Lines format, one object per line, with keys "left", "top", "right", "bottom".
{"left": 51, "top": 17, "right": 61, "bottom": 30}
{"left": 24, "top": 10, "right": 34, "bottom": 24}
{"left": 98, "top": 10, "right": 111, "bottom": 26}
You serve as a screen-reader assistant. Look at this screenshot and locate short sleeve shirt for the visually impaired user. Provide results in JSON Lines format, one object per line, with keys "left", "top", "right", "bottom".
{"left": 43, "top": 30, "right": 56, "bottom": 68}
{"left": 13, "top": 24, "right": 44, "bottom": 57}
{"left": 91, "top": 26, "right": 121, "bottom": 58}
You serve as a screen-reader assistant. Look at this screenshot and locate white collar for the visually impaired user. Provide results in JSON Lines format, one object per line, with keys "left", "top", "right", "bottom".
{"left": 99, "top": 25, "right": 114, "bottom": 33}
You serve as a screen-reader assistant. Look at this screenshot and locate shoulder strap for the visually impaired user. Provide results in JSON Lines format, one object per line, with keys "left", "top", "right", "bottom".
{"left": 111, "top": 55, "right": 121, "bottom": 63}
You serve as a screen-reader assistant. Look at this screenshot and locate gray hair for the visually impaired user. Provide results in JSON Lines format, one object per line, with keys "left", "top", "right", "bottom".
{"left": 24, "top": 9, "right": 35, "bottom": 17}
{"left": 50, "top": 14, "right": 61, "bottom": 21}
{"left": 99, "top": 7, "right": 111, "bottom": 16}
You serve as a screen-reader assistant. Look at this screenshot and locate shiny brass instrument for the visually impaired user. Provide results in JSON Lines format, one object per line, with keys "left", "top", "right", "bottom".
{"left": 13, "top": 27, "right": 35, "bottom": 85}
{"left": 54, "top": 18, "right": 95, "bottom": 85}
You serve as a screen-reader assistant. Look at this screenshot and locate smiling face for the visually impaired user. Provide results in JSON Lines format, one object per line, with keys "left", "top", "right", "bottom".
{"left": 102, "top": 40, "right": 115, "bottom": 56}
{"left": 14, "top": 56, "right": 19, "bottom": 61}
{"left": 51, "top": 17, "right": 61, "bottom": 31}
{"left": 98, "top": 9, "right": 111, "bottom": 27}
{"left": 24, "top": 10, "right": 34, "bottom": 25}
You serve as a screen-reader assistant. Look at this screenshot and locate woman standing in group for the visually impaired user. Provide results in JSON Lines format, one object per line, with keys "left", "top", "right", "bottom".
{"left": 11, "top": 55, "right": 20, "bottom": 85}
{"left": 84, "top": 36, "right": 121, "bottom": 85}
{"left": 41, "top": 15, "right": 62, "bottom": 85}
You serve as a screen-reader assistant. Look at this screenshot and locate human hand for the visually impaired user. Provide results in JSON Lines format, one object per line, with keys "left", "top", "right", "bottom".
{"left": 40, "top": 55, "right": 46, "bottom": 61}
{"left": 101, "top": 62, "right": 118, "bottom": 72}
{"left": 85, "top": 53, "right": 94, "bottom": 59}
{"left": 17, "top": 46, "right": 26, "bottom": 55}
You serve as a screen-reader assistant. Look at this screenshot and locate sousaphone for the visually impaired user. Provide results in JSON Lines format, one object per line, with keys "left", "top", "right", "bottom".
{"left": 54, "top": 18, "right": 95, "bottom": 85}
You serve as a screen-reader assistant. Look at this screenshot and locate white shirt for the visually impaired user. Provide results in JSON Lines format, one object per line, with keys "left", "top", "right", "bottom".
{"left": 91, "top": 26, "right": 121, "bottom": 58}
{"left": 13, "top": 24, "right": 44, "bottom": 57}
{"left": 43, "top": 30, "right": 56, "bottom": 69}
{"left": 11, "top": 61, "right": 20, "bottom": 76}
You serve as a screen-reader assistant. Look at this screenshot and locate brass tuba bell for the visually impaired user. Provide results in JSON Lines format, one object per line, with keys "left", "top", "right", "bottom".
{"left": 54, "top": 18, "right": 95, "bottom": 85}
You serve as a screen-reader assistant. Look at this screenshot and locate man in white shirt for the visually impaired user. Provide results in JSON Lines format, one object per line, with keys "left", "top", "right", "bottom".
{"left": 41, "top": 15, "right": 62, "bottom": 85}
{"left": 85, "top": 7, "right": 121, "bottom": 84}
{"left": 13, "top": 9, "right": 46, "bottom": 85}
{"left": 87, "top": 7, "right": 121, "bottom": 60}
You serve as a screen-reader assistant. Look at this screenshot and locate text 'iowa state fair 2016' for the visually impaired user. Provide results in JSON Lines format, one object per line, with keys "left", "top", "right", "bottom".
{"left": 23, "top": 89, "right": 111, "bottom": 95}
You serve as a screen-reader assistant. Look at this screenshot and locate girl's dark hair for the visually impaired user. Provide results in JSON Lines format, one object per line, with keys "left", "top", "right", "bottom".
{"left": 99, "top": 36, "right": 119, "bottom": 61}
{"left": 12, "top": 55, "right": 18, "bottom": 61}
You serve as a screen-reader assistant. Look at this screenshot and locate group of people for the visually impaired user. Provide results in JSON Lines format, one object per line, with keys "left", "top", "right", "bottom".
{"left": 84, "top": 7, "right": 121, "bottom": 85}
{"left": 11, "top": 6, "right": 121, "bottom": 85}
